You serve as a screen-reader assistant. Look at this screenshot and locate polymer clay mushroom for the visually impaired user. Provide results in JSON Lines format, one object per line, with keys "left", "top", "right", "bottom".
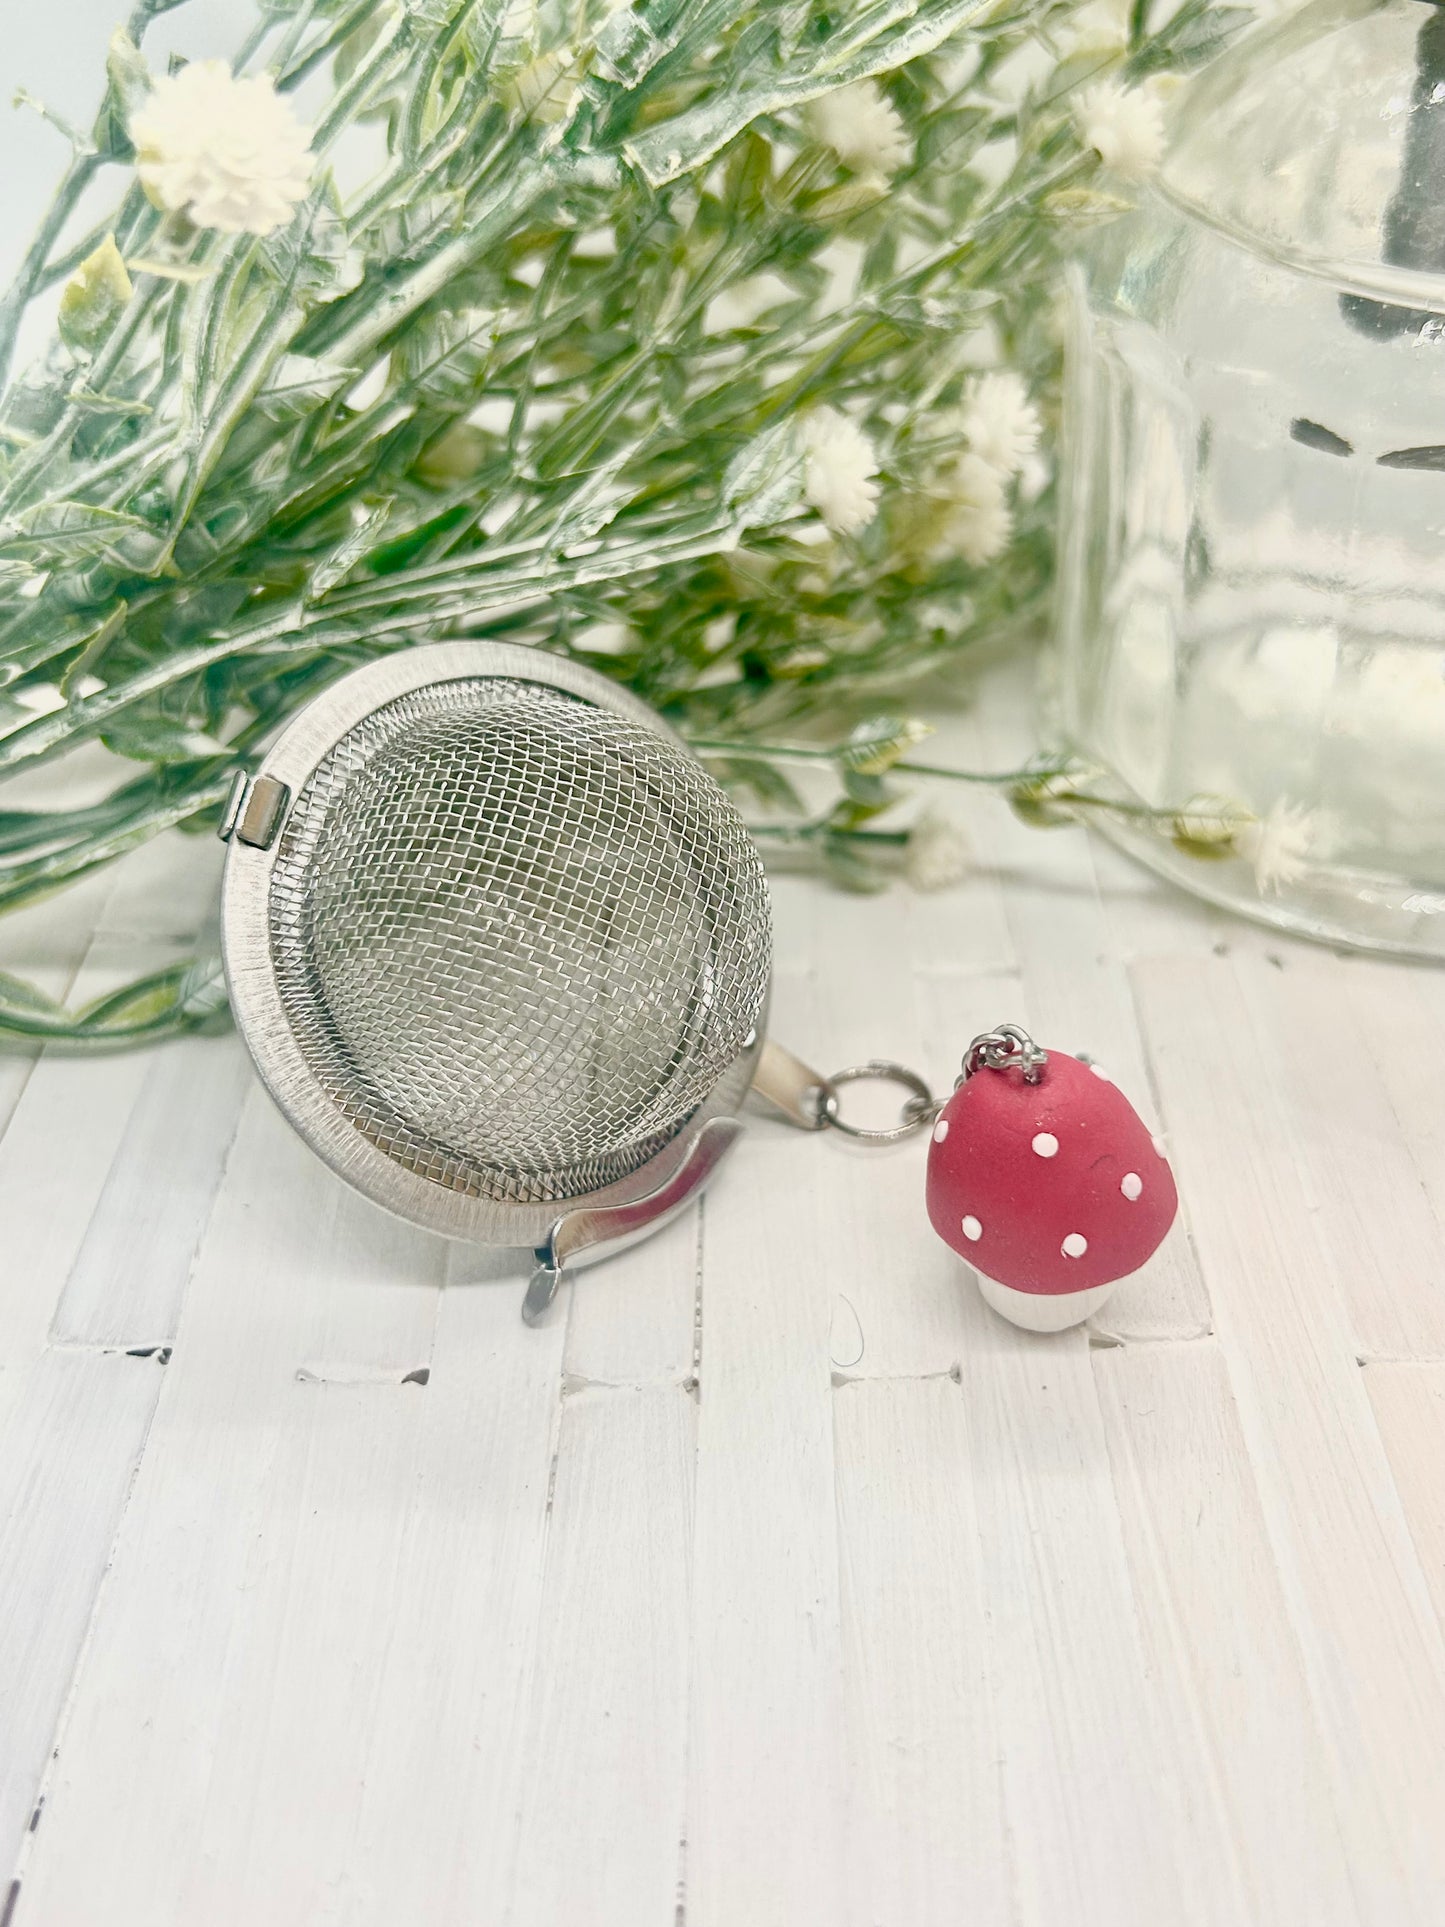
{"left": 926, "top": 1025, "right": 1178, "bottom": 1331}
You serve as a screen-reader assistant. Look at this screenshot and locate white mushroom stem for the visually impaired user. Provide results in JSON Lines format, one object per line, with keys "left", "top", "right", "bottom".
{"left": 976, "top": 1273, "right": 1118, "bottom": 1332}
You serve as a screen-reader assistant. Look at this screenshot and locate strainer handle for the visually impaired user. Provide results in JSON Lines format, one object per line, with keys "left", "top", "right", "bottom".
{"left": 522, "top": 1116, "right": 745, "bottom": 1324}
{"left": 749, "top": 1039, "right": 832, "bottom": 1130}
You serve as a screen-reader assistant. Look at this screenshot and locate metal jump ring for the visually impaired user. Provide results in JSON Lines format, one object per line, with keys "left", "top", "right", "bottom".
{"left": 816, "top": 1061, "right": 938, "bottom": 1143}
{"left": 961, "top": 1023, "right": 1048, "bottom": 1086}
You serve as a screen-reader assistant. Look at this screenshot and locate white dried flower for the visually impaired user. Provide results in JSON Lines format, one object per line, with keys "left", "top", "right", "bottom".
{"left": 960, "top": 371, "right": 1041, "bottom": 476}
{"left": 906, "top": 806, "right": 971, "bottom": 892}
{"left": 1245, "top": 800, "right": 1338, "bottom": 895}
{"left": 806, "top": 80, "right": 912, "bottom": 179}
{"left": 951, "top": 498, "right": 1012, "bottom": 566}
{"left": 130, "top": 62, "right": 314, "bottom": 236}
{"left": 1017, "top": 451, "right": 1050, "bottom": 504}
{"left": 939, "top": 451, "right": 1012, "bottom": 566}
{"left": 1073, "top": 79, "right": 1166, "bottom": 180}
{"left": 801, "top": 406, "right": 880, "bottom": 536}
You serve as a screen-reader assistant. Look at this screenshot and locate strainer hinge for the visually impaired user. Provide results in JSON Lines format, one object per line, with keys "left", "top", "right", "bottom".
{"left": 218, "top": 771, "right": 292, "bottom": 850}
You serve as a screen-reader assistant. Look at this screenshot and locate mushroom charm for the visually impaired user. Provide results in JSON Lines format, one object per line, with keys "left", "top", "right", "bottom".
{"left": 926, "top": 1025, "right": 1178, "bottom": 1331}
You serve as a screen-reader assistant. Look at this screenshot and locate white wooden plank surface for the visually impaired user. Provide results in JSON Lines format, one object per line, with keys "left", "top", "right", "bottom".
{"left": 1342, "top": 955, "right": 1445, "bottom": 1257}
{"left": 1364, "top": 1363, "right": 1445, "bottom": 1636}
{"left": 7, "top": 676, "right": 1445, "bottom": 1927}
{"left": 685, "top": 1121, "right": 846, "bottom": 1927}
{"left": 1232, "top": 951, "right": 1445, "bottom": 1360}
{"left": 507, "top": 1383, "right": 695, "bottom": 1927}
{"left": 959, "top": 1308, "right": 1229, "bottom": 1927}
{"left": 833, "top": 1375, "right": 1009, "bottom": 1927}
{"left": 0, "top": 1350, "right": 164, "bottom": 1881}
{"left": 1135, "top": 957, "right": 1445, "bottom": 1926}
{"left": 1093, "top": 1341, "right": 1360, "bottom": 1926}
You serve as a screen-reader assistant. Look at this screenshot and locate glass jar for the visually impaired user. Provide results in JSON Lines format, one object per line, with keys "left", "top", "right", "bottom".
{"left": 1055, "top": 0, "right": 1445, "bottom": 955}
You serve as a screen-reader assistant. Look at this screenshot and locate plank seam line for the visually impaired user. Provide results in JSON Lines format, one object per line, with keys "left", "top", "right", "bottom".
{"left": 1120, "top": 954, "right": 1214, "bottom": 1307}
{"left": 0, "top": 867, "right": 128, "bottom": 1165}
{"left": 0, "top": 1048, "right": 41, "bottom": 1162}
{"left": 3, "top": 1355, "right": 172, "bottom": 1909}
{"left": 671, "top": 1191, "right": 706, "bottom": 1919}
{"left": 831, "top": 1364, "right": 962, "bottom": 1388}
{"left": 1086, "top": 1328, "right": 1215, "bottom": 1353}
{"left": 39, "top": 1342, "right": 173, "bottom": 1359}
{"left": 909, "top": 960, "right": 1023, "bottom": 986}
{"left": 1340, "top": 962, "right": 1445, "bottom": 1252}
{"left": 1090, "top": 1354, "right": 1263, "bottom": 1916}
{"left": 560, "top": 1370, "right": 696, "bottom": 1397}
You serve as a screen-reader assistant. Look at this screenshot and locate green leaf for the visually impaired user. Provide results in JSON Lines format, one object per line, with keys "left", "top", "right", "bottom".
{"left": 92, "top": 29, "right": 150, "bottom": 160}
{"left": 391, "top": 305, "right": 494, "bottom": 403}
{"left": 1008, "top": 773, "right": 1081, "bottom": 829}
{"left": 820, "top": 832, "right": 888, "bottom": 894}
{"left": 621, "top": 0, "right": 989, "bottom": 187}
{"left": 254, "top": 352, "right": 358, "bottom": 423}
{"left": 0, "top": 969, "right": 64, "bottom": 1019}
{"left": 722, "top": 131, "right": 775, "bottom": 222}
{"left": 0, "top": 498, "right": 153, "bottom": 561}
{"left": 805, "top": 178, "right": 891, "bottom": 223}
{"left": 176, "top": 951, "right": 229, "bottom": 1024}
{"left": 306, "top": 496, "right": 395, "bottom": 600}
{"left": 126, "top": 257, "right": 215, "bottom": 285}
{"left": 702, "top": 753, "right": 806, "bottom": 816}
{"left": 1044, "top": 186, "right": 1137, "bottom": 224}
{"left": 59, "top": 599, "right": 128, "bottom": 700}
{"left": 65, "top": 386, "right": 152, "bottom": 415}
{"left": 1170, "top": 792, "right": 1250, "bottom": 859}
{"left": 592, "top": 6, "right": 671, "bottom": 87}
{"left": 99, "top": 714, "right": 230, "bottom": 764}
{"left": 58, "top": 235, "right": 134, "bottom": 352}
{"left": 838, "top": 768, "right": 895, "bottom": 813}
{"left": 1129, "top": 1, "right": 1251, "bottom": 75}
{"left": 722, "top": 421, "right": 805, "bottom": 531}
{"left": 839, "top": 715, "right": 933, "bottom": 775}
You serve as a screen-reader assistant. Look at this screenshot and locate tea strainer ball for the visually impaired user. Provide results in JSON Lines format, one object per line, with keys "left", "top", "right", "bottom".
{"left": 219, "top": 640, "right": 1172, "bottom": 1336}
{"left": 219, "top": 641, "right": 772, "bottom": 1320}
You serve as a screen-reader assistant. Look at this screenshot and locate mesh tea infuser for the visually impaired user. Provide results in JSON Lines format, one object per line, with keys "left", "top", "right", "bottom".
{"left": 219, "top": 640, "right": 1177, "bottom": 1331}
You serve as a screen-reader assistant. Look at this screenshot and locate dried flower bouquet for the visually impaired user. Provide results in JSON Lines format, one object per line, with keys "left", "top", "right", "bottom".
{"left": 0, "top": 0, "right": 1241, "bottom": 1042}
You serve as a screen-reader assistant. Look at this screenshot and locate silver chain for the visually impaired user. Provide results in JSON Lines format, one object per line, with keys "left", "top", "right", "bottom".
{"left": 960, "top": 1023, "right": 1048, "bottom": 1085}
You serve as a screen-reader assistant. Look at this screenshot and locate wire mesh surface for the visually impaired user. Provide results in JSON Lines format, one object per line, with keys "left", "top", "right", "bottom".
{"left": 266, "top": 676, "right": 770, "bottom": 1205}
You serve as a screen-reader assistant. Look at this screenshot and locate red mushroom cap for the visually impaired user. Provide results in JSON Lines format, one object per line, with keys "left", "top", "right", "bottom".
{"left": 926, "top": 1050, "right": 1177, "bottom": 1295}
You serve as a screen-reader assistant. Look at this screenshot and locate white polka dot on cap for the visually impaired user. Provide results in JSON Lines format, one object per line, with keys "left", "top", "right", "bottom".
{"left": 1062, "top": 1232, "right": 1088, "bottom": 1259}
{"left": 933, "top": 1117, "right": 949, "bottom": 1143}
{"left": 1121, "top": 1172, "right": 1143, "bottom": 1201}
{"left": 1032, "top": 1132, "right": 1059, "bottom": 1158}
{"left": 962, "top": 1215, "right": 982, "bottom": 1242}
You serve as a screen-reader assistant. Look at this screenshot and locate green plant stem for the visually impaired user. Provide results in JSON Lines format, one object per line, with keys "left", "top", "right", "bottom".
{"left": 0, "top": 151, "right": 105, "bottom": 393}
{"left": 751, "top": 820, "right": 910, "bottom": 848}
{"left": 689, "top": 735, "right": 1070, "bottom": 786}
{"left": 0, "top": 957, "right": 226, "bottom": 1047}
